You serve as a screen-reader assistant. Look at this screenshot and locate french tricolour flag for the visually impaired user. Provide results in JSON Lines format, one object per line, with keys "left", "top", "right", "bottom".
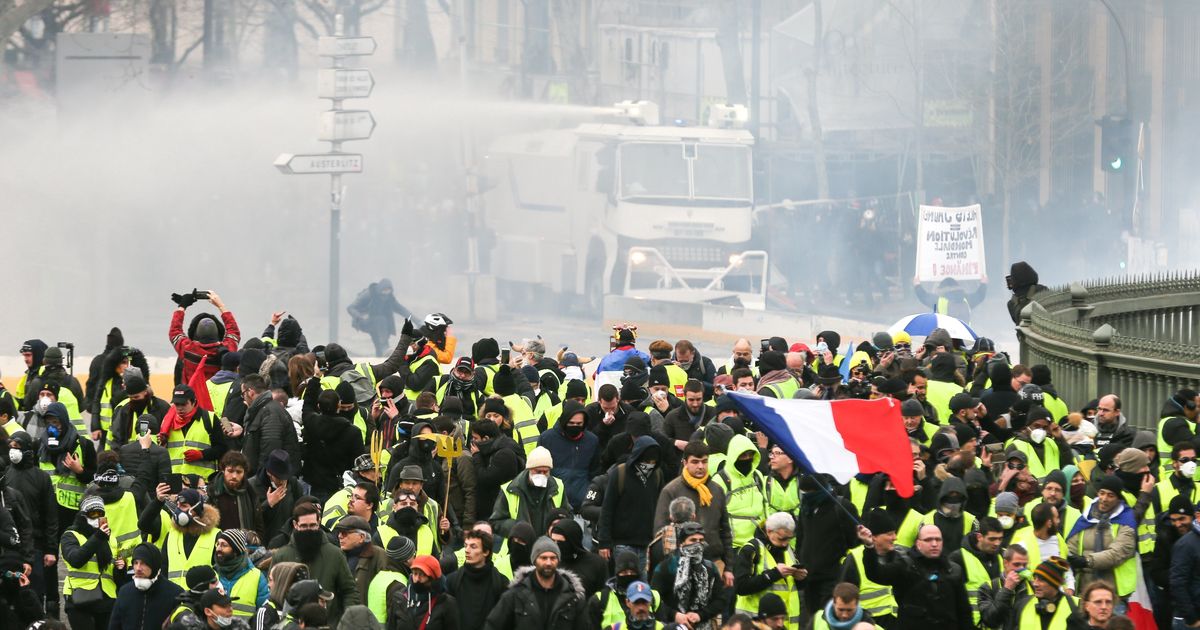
{"left": 728, "top": 392, "right": 915, "bottom": 498}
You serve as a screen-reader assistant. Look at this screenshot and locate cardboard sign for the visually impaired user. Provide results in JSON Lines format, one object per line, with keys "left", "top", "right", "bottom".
{"left": 915, "top": 204, "right": 986, "bottom": 282}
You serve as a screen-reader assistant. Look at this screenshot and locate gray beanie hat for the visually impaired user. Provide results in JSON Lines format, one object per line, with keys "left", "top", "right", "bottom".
{"left": 530, "top": 535, "right": 560, "bottom": 561}
{"left": 994, "top": 491, "right": 1020, "bottom": 515}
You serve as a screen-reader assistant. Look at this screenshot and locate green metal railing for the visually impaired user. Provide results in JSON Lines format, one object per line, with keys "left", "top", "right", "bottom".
{"left": 1016, "top": 273, "right": 1200, "bottom": 430}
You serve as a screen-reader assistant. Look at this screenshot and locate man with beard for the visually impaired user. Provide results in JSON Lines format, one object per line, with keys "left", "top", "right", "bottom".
{"left": 485, "top": 536, "right": 588, "bottom": 630}
{"left": 271, "top": 502, "right": 359, "bottom": 626}
{"left": 589, "top": 551, "right": 651, "bottom": 629}
{"left": 674, "top": 340, "right": 716, "bottom": 400}
{"left": 550, "top": 518, "right": 607, "bottom": 597}
{"left": 213, "top": 529, "right": 268, "bottom": 620}
{"left": 1065, "top": 475, "right": 1140, "bottom": 598}
{"left": 611, "top": 581, "right": 660, "bottom": 630}
{"left": 585, "top": 384, "right": 633, "bottom": 446}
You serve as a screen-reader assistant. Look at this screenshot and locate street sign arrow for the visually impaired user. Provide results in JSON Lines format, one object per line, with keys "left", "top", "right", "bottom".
{"left": 317, "top": 36, "right": 377, "bottom": 57}
{"left": 275, "top": 152, "right": 364, "bottom": 175}
{"left": 318, "top": 110, "right": 375, "bottom": 142}
{"left": 317, "top": 68, "right": 374, "bottom": 100}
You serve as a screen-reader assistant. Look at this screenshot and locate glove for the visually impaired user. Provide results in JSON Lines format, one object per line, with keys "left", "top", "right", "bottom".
{"left": 183, "top": 449, "right": 204, "bottom": 463}
{"left": 401, "top": 317, "right": 415, "bottom": 338}
{"left": 171, "top": 292, "right": 197, "bottom": 308}
{"left": 1067, "top": 555, "right": 1089, "bottom": 571}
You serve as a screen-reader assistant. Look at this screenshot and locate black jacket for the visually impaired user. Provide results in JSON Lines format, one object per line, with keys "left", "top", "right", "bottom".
{"left": 242, "top": 393, "right": 301, "bottom": 475}
{"left": 863, "top": 545, "right": 973, "bottom": 630}
{"left": 5, "top": 455, "right": 57, "bottom": 553}
{"left": 108, "top": 574, "right": 185, "bottom": 630}
{"left": 300, "top": 380, "right": 365, "bottom": 501}
{"left": 583, "top": 401, "right": 634, "bottom": 445}
{"left": 1171, "top": 528, "right": 1200, "bottom": 624}
{"left": 662, "top": 404, "right": 716, "bottom": 445}
{"left": 680, "top": 353, "right": 717, "bottom": 399}
{"left": 597, "top": 437, "right": 665, "bottom": 550}
{"left": 796, "top": 492, "right": 860, "bottom": 581}
{"left": 483, "top": 566, "right": 589, "bottom": 630}
{"left": 472, "top": 435, "right": 523, "bottom": 524}
{"left": 109, "top": 396, "right": 171, "bottom": 447}
{"left": 446, "top": 561, "right": 508, "bottom": 630}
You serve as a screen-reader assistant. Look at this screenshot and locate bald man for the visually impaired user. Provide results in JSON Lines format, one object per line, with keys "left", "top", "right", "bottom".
{"left": 718, "top": 338, "right": 756, "bottom": 377}
{"left": 857, "top": 523, "right": 972, "bottom": 630}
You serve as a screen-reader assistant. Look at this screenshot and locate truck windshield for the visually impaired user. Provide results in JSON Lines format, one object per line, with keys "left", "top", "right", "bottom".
{"left": 618, "top": 142, "right": 751, "bottom": 203}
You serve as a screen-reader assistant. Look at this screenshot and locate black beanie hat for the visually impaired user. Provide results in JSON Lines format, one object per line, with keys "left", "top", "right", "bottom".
{"left": 481, "top": 398, "right": 508, "bottom": 419}
{"left": 648, "top": 365, "right": 670, "bottom": 388}
{"left": 1097, "top": 474, "right": 1125, "bottom": 495}
{"left": 132, "top": 543, "right": 163, "bottom": 577}
{"left": 565, "top": 380, "right": 587, "bottom": 400}
{"left": 759, "top": 351, "right": 786, "bottom": 373}
{"left": 864, "top": 508, "right": 897, "bottom": 535}
{"left": 493, "top": 366, "right": 516, "bottom": 397}
{"left": 757, "top": 593, "right": 787, "bottom": 619}
{"left": 335, "top": 381, "right": 356, "bottom": 405}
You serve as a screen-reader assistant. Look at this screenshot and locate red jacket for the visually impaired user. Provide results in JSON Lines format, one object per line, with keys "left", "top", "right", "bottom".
{"left": 169, "top": 310, "right": 240, "bottom": 383}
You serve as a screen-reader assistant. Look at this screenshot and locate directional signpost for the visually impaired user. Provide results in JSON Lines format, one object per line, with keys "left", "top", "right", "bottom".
{"left": 275, "top": 14, "right": 375, "bottom": 343}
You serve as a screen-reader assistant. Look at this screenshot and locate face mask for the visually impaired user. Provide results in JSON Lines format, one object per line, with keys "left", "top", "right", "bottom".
{"left": 735, "top": 458, "right": 754, "bottom": 475}
{"left": 678, "top": 361, "right": 692, "bottom": 371}
{"left": 35, "top": 397, "right": 50, "bottom": 414}
{"left": 1071, "top": 482, "right": 1087, "bottom": 499}
{"left": 562, "top": 425, "right": 584, "bottom": 439}
{"left": 635, "top": 462, "right": 656, "bottom": 477}
{"left": 529, "top": 473, "right": 549, "bottom": 488}
{"left": 87, "top": 517, "right": 101, "bottom": 529}
{"left": 214, "top": 615, "right": 233, "bottom": 628}
{"left": 133, "top": 576, "right": 155, "bottom": 591}
{"left": 616, "top": 574, "right": 637, "bottom": 591}
{"left": 997, "top": 515, "right": 1015, "bottom": 530}
{"left": 941, "top": 501, "right": 964, "bottom": 518}
{"left": 1029, "top": 428, "right": 1047, "bottom": 444}
{"left": 680, "top": 542, "right": 705, "bottom": 559}
{"left": 46, "top": 425, "right": 59, "bottom": 438}
{"left": 7, "top": 449, "right": 21, "bottom": 465}
{"left": 294, "top": 529, "right": 325, "bottom": 555}
{"left": 733, "top": 357, "right": 751, "bottom": 368}
{"left": 1182, "top": 461, "right": 1198, "bottom": 479}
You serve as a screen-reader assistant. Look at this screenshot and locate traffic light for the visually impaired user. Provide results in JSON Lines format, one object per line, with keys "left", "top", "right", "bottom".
{"left": 1098, "top": 116, "right": 1134, "bottom": 172}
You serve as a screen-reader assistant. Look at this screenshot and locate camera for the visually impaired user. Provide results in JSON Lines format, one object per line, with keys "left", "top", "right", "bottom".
{"left": 56, "top": 342, "right": 74, "bottom": 349}
{"left": 191, "top": 290, "right": 211, "bottom": 300}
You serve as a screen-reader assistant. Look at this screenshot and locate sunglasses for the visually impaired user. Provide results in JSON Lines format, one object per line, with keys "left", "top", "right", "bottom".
{"left": 1007, "top": 461, "right": 1026, "bottom": 470}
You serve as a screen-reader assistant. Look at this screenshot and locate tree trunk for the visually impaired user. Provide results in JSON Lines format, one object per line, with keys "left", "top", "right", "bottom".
{"left": 263, "top": 0, "right": 298, "bottom": 79}
{"left": 149, "top": 0, "right": 176, "bottom": 64}
{"left": 400, "top": 0, "right": 437, "bottom": 71}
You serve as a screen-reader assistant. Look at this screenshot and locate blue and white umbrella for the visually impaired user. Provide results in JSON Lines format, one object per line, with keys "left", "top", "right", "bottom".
{"left": 888, "top": 313, "right": 978, "bottom": 343}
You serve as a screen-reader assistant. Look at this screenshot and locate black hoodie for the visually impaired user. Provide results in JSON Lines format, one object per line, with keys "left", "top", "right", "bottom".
{"left": 598, "top": 436, "right": 665, "bottom": 550}
{"left": 1006, "top": 261, "right": 1049, "bottom": 324}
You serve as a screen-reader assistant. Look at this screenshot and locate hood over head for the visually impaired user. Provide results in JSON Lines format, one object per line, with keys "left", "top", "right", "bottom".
{"left": 629, "top": 436, "right": 660, "bottom": 465}
{"left": 472, "top": 338, "right": 500, "bottom": 363}
{"left": 277, "top": 317, "right": 303, "bottom": 347}
{"left": 1009, "top": 261, "right": 1039, "bottom": 291}
{"left": 725, "top": 433, "right": 761, "bottom": 472}
{"left": 20, "top": 340, "right": 47, "bottom": 371}
{"left": 937, "top": 475, "right": 968, "bottom": 504}
{"left": 703, "top": 422, "right": 735, "bottom": 455}
{"left": 186, "top": 313, "right": 225, "bottom": 343}
{"left": 816, "top": 331, "right": 841, "bottom": 353}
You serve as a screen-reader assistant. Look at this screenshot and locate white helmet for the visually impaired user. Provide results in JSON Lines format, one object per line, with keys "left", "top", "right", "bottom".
{"left": 424, "top": 313, "right": 452, "bottom": 329}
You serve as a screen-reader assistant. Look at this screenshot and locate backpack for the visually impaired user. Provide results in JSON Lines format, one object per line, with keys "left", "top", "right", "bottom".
{"left": 341, "top": 364, "right": 375, "bottom": 405}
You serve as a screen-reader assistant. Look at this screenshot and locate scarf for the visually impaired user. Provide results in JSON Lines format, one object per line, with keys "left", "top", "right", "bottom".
{"left": 824, "top": 601, "right": 864, "bottom": 629}
{"left": 39, "top": 424, "right": 80, "bottom": 474}
{"left": 1067, "top": 498, "right": 1137, "bottom": 542}
{"left": 674, "top": 544, "right": 711, "bottom": 613}
{"left": 158, "top": 404, "right": 199, "bottom": 441}
{"left": 406, "top": 584, "right": 437, "bottom": 630}
{"left": 683, "top": 469, "right": 713, "bottom": 507}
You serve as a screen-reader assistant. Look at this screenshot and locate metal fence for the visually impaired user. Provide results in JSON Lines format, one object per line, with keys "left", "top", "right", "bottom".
{"left": 1016, "top": 272, "right": 1200, "bottom": 430}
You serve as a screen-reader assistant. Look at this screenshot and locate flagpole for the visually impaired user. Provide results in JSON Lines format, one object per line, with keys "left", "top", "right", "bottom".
{"left": 813, "top": 477, "right": 862, "bottom": 526}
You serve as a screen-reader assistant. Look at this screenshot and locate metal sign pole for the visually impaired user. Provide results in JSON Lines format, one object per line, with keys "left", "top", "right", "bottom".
{"left": 275, "top": 14, "right": 376, "bottom": 343}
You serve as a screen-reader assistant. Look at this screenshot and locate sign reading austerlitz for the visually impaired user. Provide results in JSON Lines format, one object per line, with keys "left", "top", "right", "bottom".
{"left": 915, "top": 204, "right": 986, "bottom": 282}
